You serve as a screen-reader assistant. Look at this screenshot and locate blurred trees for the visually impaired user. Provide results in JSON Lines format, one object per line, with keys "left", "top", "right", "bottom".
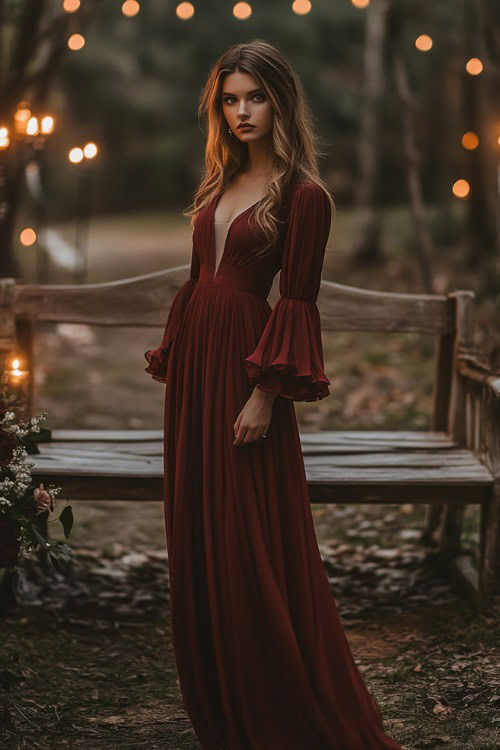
{"left": 1, "top": 0, "right": 499, "bottom": 280}
{"left": 0, "top": 0, "right": 101, "bottom": 277}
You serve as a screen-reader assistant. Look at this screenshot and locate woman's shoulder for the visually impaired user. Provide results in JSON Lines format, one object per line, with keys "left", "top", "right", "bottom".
{"left": 288, "top": 179, "right": 330, "bottom": 204}
{"left": 285, "top": 180, "right": 331, "bottom": 220}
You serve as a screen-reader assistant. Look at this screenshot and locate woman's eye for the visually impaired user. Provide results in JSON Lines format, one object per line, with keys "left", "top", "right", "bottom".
{"left": 223, "top": 94, "right": 265, "bottom": 104}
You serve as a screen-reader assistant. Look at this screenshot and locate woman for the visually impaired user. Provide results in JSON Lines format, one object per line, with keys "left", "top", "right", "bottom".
{"left": 145, "top": 39, "right": 403, "bottom": 750}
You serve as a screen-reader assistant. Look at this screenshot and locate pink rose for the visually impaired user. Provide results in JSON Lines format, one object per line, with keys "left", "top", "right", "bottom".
{"left": 34, "top": 483, "right": 52, "bottom": 512}
{"left": 0, "top": 518, "right": 19, "bottom": 568}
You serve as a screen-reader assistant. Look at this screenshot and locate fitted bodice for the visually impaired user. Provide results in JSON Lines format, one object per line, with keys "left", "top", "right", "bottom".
{"left": 193, "top": 195, "right": 284, "bottom": 301}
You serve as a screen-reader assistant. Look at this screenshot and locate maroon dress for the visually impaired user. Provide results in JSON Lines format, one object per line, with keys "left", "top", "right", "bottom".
{"left": 144, "top": 181, "right": 402, "bottom": 750}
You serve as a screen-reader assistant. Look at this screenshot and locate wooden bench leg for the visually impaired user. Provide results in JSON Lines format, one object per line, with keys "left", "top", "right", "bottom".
{"left": 438, "top": 502, "right": 465, "bottom": 557}
{"left": 477, "top": 483, "right": 500, "bottom": 611}
{"left": 421, "top": 503, "right": 444, "bottom": 546}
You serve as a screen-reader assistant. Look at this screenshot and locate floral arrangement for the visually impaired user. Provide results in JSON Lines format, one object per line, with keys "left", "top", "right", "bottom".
{"left": 0, "top": 375, "right": 74, "bottom": 578}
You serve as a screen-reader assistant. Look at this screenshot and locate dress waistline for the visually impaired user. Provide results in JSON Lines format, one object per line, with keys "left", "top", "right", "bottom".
{"left": 199, "top": 263, "right": 271, "bottom": 300}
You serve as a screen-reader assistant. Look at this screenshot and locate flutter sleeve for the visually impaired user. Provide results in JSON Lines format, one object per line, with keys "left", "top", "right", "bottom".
{"left": 144, "top": 239, "right": 200, "bottom": 383}
{"left": 244, "top": 181, "right": 332, "bottom": 402}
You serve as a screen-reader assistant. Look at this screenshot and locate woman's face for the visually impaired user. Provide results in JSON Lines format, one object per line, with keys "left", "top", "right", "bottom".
{"left": 221, "top": 70, "right": 273, "bottom": 142}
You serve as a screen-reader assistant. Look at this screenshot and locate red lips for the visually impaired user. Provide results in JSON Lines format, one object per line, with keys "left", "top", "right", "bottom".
{"left": 238, "top": 123, "right": 255, "bottom": 129}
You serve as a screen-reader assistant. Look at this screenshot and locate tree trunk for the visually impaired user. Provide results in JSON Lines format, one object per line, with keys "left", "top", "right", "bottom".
{"left": 387, "top": 0, "right": 435, "bottom": 294}
{"left": 352, "top": 0, "right": 389, "bottom": 264}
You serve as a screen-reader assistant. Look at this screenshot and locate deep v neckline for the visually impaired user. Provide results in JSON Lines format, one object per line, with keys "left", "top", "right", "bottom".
{"left": 210, "top": 194, "right": 263, "bottom": 277}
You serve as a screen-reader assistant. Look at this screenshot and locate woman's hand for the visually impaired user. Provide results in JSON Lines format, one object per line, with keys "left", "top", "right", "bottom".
{"left": 233, "top": 386, "right": 278, "bottom": 446}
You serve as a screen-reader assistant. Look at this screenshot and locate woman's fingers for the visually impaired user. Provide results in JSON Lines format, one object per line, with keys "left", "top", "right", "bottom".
{"left": 233, "top": 420, "right": 248, "bottom": 446}
{"left": 233, "top": 411, "right": 241, "bottom": 436}
{"left": 234, "top": 423, "right": 269, "bottom": 446}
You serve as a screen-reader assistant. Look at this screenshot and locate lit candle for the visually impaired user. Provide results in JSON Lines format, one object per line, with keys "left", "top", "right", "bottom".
{"left": 9, "top": 358, "right": 29, "bottom": 387}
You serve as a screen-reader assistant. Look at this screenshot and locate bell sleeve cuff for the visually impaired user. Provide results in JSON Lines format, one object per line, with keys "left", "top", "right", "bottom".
{"left": 244, "top": 297, "right": 331, "bottom": 402}
{"left": 144, "top": 277, "right": 198, "bottom": 383}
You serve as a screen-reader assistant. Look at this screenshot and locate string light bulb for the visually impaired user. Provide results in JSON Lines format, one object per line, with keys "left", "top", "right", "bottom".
{"left": 26, "top": 117, "right": 39, "bottom": 136}
{"left": 466, "top": 58, "right": 483, "bottom": 75}
{"left": 41, "top": 116, "right": 55, "bottom": 135}
{"left": 233, "top": 2, "right": 252, "bottom": 19}
{"left": 461, "top": 132, "right": 479, "bottom": 150}
{"left": 415, "top": 34, "right": 432, "bottom": 52}
{"left": 452, "top": 179, "right": 470, "bottom": 199}
{"left": 20, "top": 228, "right": 37, "bottom": 246}
{"left": 292, "top": 0, "right": 312, "bottom": 15}
{"left": 176, "top": 2, "right": 194, "bottom": 19}
{"left": 122, "top": 0, "right": 140, "bottom": 17}
{"left": 63, "top": 0, "right": 80, "bottom": 12}
{"left": 83, "top": 142, "right": 98, "bottom": 159}
{"left": 68, "top": 33, "right": 85, "bottom": 50}
{"left": 69, "top": 147, "right": 84, "bottom": 163}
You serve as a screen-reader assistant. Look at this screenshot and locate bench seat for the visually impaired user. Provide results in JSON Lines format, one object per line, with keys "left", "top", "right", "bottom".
{"left": 29, "top": 429, "right": 494, "bottom": 504}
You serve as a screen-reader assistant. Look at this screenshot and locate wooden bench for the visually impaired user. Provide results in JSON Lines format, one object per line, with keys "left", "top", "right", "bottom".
{"left": 1, "top": 268, "right": 498, "bottom": 611}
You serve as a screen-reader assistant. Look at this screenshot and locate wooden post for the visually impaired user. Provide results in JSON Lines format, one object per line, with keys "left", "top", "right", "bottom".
{"left": 0, "top": 278, "right": 17, "bottom": 356}
{"left": 477, "top": 383, "right": 500, "bottom": 609}
{"left": 422, "top": 329, "right": 456, "bottom": 545}
{"left": 438, "top": 290, "right": 476, "bottom": 556}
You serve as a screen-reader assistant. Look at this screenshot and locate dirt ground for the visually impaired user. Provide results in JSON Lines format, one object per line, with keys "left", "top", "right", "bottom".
{"left": 2, "top": 204, "right": 499, "bottom": 749}
{"left": 1, "top": 501, "right": 499, "bottom": 750}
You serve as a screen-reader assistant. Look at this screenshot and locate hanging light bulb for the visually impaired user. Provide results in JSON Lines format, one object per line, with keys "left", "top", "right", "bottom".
{"left": 415, "top": 34, "right": 433, "bottom": 51}
{"left": 176, "top": 2, "right": 195, "bottom": 19}
{"left": 26, "top": 117, "right": 39, "bottom": 136}
{"left": 83, "top": 142, "right": 98, "bottom": 159}
{"left": 452, "top": 179, "right": 470, "bottom": 199}
{"left": 466, "top": 58, "right": 483, "bottom": 75}
{"left": 41, "top": 116, "right": 55, "bottom": 135}
{"left": 292, "top": 0, "right": 312, "bottom": 15}
{"left": 68, "top": 33, "right": 85, "bottom": 50}
{"left": 122, "top": 0, "right": 140, "bottom": 17}
{"left": 69, "top": 147, "right": 84, "bottom": 163}
{"left": 63, "top": 0, "right": 80, "bottom": 12}
{"left": 233, "top": 2, "right": 252, "bottom": 20}
{"left": 461, "top": 132, "right": 479, "bottom": 150}
{"left": 20, "top": 227, "right": 37, "bottom": 246}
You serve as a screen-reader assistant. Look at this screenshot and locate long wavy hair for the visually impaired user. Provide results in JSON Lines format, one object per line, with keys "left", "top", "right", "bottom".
{"left": 184, "top": 39, "right": 335, "bottom": 255}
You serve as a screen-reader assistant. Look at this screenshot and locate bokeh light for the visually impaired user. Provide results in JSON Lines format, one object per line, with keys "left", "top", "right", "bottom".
{"left": 292, "top": 0, "right": 312, "bottom": 15}
{"left": 20, "top": 228, "right": 37, "bottom": 246}
{"left": 63, "top": 0, "right": 80, "bottom": 12}
{"left": 176, "top": 2, "right": 194, "bottom": 19}
{"left": 68, "top": 33, "right": 85, "bottom": 50}
{"left": 461, "top": 131, "right": 479, "bottom": 150}
{"left": 122, "top": 0, "right": 140, "bottom": 17}
{"left": 69, "top": 147, "right": 84, "bottom": 163}
{"left": 233, "top": 2, "right": 252, "bottom": 20}
{"left": 26, "top": 117, "right": 39, "bottom": 136}
{"left": 466, "top": 58, "right": 483, "bottom": 75}
{"left": 452, "top": 179, "right": 470, "bottom": 199}
{"left": 415, "top": 34, "right": 433, "bottom": 51}
{"left": 41, "top": 116, "right": 55, "bottom": 135}
{"left": 83, "top": 142, "right": 98, "bottom": 159}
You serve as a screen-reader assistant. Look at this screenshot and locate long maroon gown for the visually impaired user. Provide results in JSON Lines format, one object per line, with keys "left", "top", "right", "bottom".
{"left": 144, "top": 181, "right": 403, "bottom": 750}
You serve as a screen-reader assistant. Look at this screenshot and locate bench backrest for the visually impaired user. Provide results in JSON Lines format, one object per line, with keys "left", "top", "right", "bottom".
{"left": 0, "top": 269, "right": 476, "bottom": 439}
